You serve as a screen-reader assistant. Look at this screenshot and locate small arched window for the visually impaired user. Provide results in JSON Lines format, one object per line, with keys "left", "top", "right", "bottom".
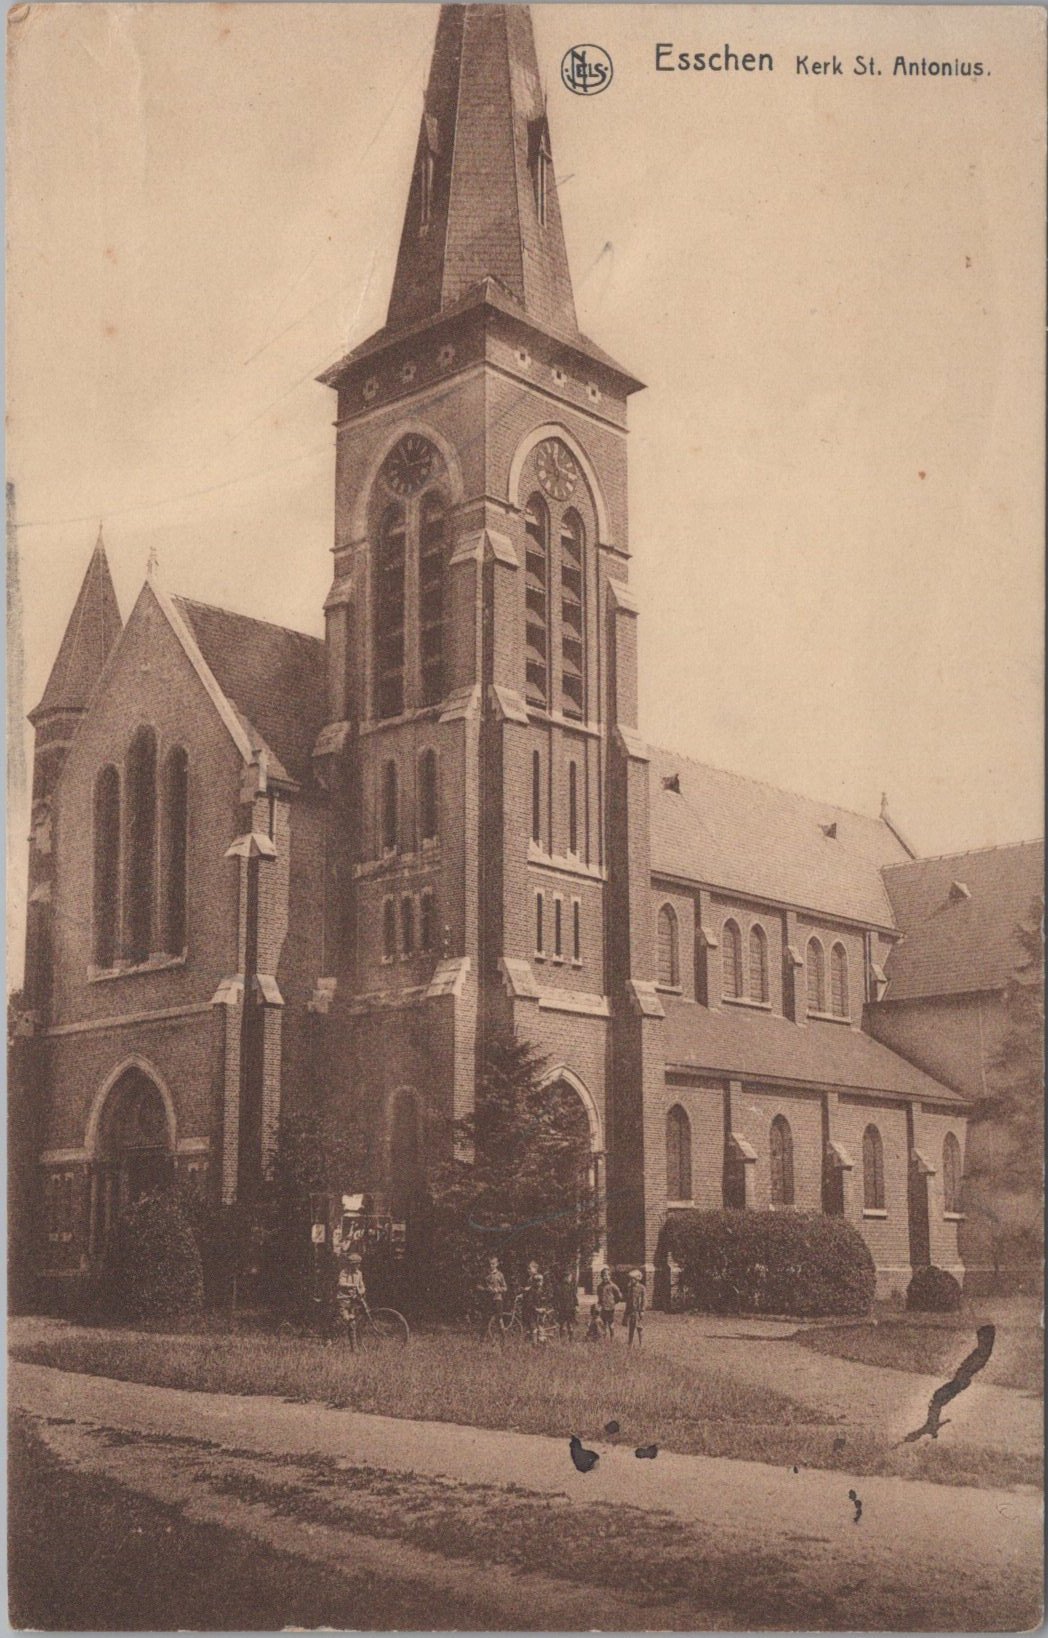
{"left": 531, "top": 749, "right": 542, "bottom": 843}
{"left": 722, "top": 919, "right": 743, "bottom": 999}
{"left": 862, "top": 1124, "right": 885, "bottom": 1211}
{"left": 523, "top": 494, "right": 550, "bottom": 708}
{"left": 568, "top": 761, "right": 579, "bottom": 855}
{"left": 382, "top": 898, "right": 397, "bottom": 961}
{"left": 666, "top": 1104, "right": 693, "bottom": 1202}
{"left": 401, "top": 895, "right": 415, "bottom": 956}
{"left": 374, "top": 504, "right": 407, "bottom": 719}
{"left": 831, "top": 943, "right": 849, "bottom": 1018}
{"left": 807, "top": 938, "right": 826, "bottom": 1014}
{"left": 92, "top": 765, "right": 120, "bottom": 969}
{"left": 419, "top": 749, "right": 438, "bottom": 843}
{"left": 770, "top": 1115, "right": 795, "bottom": 1206}
{"left": 161, "top": 747, "right": 188, "bottom": 957}
{"left": 748, "top": 923, "right": 769, "bottom": 1003}
{"left": 420, "top": 889, "right": 437, "bottom": 953}
{"left": 381, "top": 761, "right": 398, "bottom": 853}
{"left": 560, "top": 509, "right": 585, "bottom": 720}
{"left": 535, "top": 891, "right": 545, "bottom": 955}
{"left": 943, "top": 1132, "right": 962, "bottom": 1214}
{"left": 125, "top": 726, "right": 157, "bottom": 965}
{"left": 418, "top": 491, "right": 447, "bottom": 706}
{"left": 657, "top": 904, "right": 679, "bottom": 988}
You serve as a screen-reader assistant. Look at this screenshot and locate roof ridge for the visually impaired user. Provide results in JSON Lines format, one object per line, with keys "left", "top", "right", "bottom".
{"left": 650, "top": 742, "right": 889, "bottom": 828}
{"left": 172, "top": 593, "right": 323, "bottom": 647}
{"left": 882, "top": 837, "right": 1044, "bottom": 871}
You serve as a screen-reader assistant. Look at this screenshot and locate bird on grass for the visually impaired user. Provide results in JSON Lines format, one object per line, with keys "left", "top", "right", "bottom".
{"left": 569, "top": 1434, "right": 600, "bottom": 1473}
{"left": 900, "top": 1324, "right": 996, "bottom": 1443}
{"left": 634, "top": 1444, "right": 658, "bottom": 1460}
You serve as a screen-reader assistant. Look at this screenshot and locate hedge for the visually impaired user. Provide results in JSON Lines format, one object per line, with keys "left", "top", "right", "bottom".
{"left": 107, "top": 1189, "right": 205, "bottom": 1321}
{"left": 906, "top": 1265, "right": 962, "bottom": 1313}
{"left": 664, "top": 1208, "right": 876, "bottom": 1317}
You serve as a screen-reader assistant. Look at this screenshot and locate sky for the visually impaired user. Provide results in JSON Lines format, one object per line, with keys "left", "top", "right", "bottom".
{"left": 6, "top": 3, "right": 1044, "bottom": 979}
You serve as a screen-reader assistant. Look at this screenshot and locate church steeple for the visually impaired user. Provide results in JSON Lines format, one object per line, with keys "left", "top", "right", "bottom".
{"left": 30, "top": 528, "right": 122, "bottom": 726}
{"left": 386, "top": 4, "right": 577, "bottom": 337}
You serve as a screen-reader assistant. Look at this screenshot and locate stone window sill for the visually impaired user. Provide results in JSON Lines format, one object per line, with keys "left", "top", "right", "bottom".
{"left": 808, "top": 1010, "right": 852, "bottom": 1025}
{"left": 943, "top": 1211, "right": 966, "bottom": 1222}
{"left": 666, "top": 1199, "right": 694, "bottom": 1210}
{"left": 89, "top": 954, "right": 187, "bottom": 983}
{"left": 655, "top": 983, "right": 682, "bottom": 996}
{"left": 862, "top": 1207, "right": 888, "bottom": 1219}
{"left": 722, "top": 994, "right": 772, "bottom": 1012}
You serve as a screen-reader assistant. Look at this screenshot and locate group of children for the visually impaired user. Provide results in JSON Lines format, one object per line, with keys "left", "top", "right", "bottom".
{"left": 480, "top": 1255, "right": 646, "bottom": 1347}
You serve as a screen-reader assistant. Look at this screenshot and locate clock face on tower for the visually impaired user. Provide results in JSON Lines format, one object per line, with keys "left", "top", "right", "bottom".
{"left": 535, "top": 438, "right": 579, "bottom": 501}
{"left": 382, "top": 434, "right": 438, "bottom": 496}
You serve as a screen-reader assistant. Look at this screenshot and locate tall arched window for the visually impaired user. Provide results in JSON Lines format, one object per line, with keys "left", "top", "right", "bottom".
{"left": 401, "top": 895, "right": 415, "bottom": 956}
{"left": 161, "top": 747, "right": 188, "bottom": 957}
{"left": 666, "top": 1104, "right": 692, "bottom": 1201}
{"left": 831, "top": 943, "right": 849, "bottom": 1018}
{"left": 125, "top": 726, "right": 157, "bottom": 965}
{"left": 560, "top": 509, "right": 585, "bottom": 719}
{"left": 657, "top": 904, "right": 679, "bottom": 988}
{"left": 748, "top": 923, "right": 769, "bottom": 1003}
{"left": 523, "top": 493, "right": 550, "bottom": 708}
{"left": 382, "top": 898, "right": 397, "bottom": 961}
{"left": 722, "top": 919, "right": 743, "bottom": 999}
{"left": 568, "top": 760, "right": 579, "bottom": 855}
{"left": 419, "top": 491, "right": 447, "bottom": 705}
{"left": 381, "top": 761, "right": 398, "bottom": 853}
{"left": 942, "top": 1132, "right": 962, "bottom": 1214}
{"left": 92, "top": 765, "right": 120, "bottom": 968}
{"left": 420, "top": 888, "right": 437, "bottom": 953}
{"left": 862, "top": 1124, "right": 885, "bottom": 1211}
{"left": 419, "top": 749, "right": 438, "bottom": 843}
{"left": 374, "top": 503, "right": 406, "bottom": 719}
{"left": 770, "top": 1115, "right": 794, "bottom": 1206}
{"left": 806, "top": 938, "right": 826, "bottom": 1013}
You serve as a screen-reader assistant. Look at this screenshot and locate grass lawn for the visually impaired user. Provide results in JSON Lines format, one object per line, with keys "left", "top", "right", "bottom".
{"left": 10, "top": 1320, "right": 1041, "bottom": 1489}
{"left": 792, "top": 1302, "right": 1043, "bottom": 1393}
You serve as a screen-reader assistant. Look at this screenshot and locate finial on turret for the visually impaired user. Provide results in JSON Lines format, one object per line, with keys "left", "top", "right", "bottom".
{"left": 146, "top": 543, "right": 160, "bottom": 580}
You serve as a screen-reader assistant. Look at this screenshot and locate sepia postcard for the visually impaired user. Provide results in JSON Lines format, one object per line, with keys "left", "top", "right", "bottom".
{"left": 6, "top": 2, "right": 1044, "bottom": 1630}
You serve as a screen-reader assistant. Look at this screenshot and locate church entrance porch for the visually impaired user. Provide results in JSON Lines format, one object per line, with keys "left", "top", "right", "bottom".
{"left": 87, "top": 1067, "right": 175, "bottom": 1263}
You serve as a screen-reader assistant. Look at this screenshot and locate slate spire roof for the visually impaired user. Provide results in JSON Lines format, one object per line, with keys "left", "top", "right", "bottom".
{"left": 30, "top": 529, "right": 122, "bottom": 723}
{"left": 386, "top": 4, "right": 577, "bottom": 336}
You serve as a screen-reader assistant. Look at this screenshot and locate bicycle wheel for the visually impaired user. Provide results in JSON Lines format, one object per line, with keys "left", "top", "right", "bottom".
{"left": 360, "top": 1307, "right": 410, "bottom": 1349}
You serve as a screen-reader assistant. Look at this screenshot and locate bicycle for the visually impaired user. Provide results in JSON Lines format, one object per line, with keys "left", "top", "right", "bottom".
{"left": 469, "top": 1289, "right": 525, "bottom": 1345}
{"left": 278, "top": 1293, "right": 410, "bottom": 1350}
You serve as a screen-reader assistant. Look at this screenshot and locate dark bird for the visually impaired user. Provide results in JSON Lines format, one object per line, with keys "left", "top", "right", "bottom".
{"left": 848, "top": 1488, "right": 863, "bottom": 1523}
{"left": 635, "top": 1443, "right": 658, "bottom": 1460}
{"left": 604, "top": 1420, "right": 621, "bottom": 1435}
{"left": 901, "top": 1324, "right": 996, "bottom": 1444}
{"left": 569, "top": 1435, "right": 600, "bottom": 1473}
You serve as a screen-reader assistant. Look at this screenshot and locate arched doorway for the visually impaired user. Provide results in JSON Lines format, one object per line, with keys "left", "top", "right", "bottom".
{"left": 542, "top": 1069, "right": 606, "bottom": 1290}
{"left": 88, "top": 1066, "right": 175, "bottom": 1259}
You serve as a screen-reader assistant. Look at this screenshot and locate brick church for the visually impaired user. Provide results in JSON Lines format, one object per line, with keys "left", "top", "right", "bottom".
{"left": 16, "top": 3, "right": 976, "bottom": 1302}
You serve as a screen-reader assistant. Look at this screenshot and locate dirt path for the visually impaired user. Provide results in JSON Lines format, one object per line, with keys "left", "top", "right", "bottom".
{"left": 642, "top": 1313, "right": 1043, "bottom": 1454}
{"left": 12, "top": 1361, "right": 1042, "bottom": 1630}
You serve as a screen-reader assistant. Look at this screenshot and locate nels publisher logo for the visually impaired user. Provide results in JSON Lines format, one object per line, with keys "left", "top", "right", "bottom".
{"left": 560, "top": 44, "right": 613, "bottom": 96}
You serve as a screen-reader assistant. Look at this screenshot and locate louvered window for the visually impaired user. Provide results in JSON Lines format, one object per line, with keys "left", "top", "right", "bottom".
{"left": 524, "top": 494, "right": 549, "bottom": 708}
{"left": 375, "top": 504, "right": 406, "bottom": 719}
{"left": 748, "top": 924, "right": 768, "bottom": 1003}
{"left": 666, "top": 1105, "right": 692, "bottom": 1201}
{"left": 807, "top": 939, "right": 826, "bottom": 1013}
{"left": 657, "top": 905, "right": 679, "bottom": 988}
{"left": 419, "top": 492, "right": 447, "bottom": 706}
{"left": 770, "top": 1115, "right": 794, "bottom": 1206}
{"left": 862, "top": 1125, "right": 885, "bottom": 1211}
{"left": 560, "top": 510, "right": 585, "bottom": 719}
{"left": 722, "top": 920, "right": 743, "bottom": 999}
{"left": 831, "top": 943, "right": 849, "bottom": 1018}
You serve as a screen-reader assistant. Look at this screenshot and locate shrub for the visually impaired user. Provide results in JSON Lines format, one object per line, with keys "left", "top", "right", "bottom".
{"left": 664, "top": 1209, "right": 876, "bottom": 1318}
{"left": 107, "top": 1189, "right": 205, "bottom": 1321}
{"left": 906, "top": 1265, "right": 962, "bottom": 1313}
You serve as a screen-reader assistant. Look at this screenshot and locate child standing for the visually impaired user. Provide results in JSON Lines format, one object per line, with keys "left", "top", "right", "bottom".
{"left": 596, "top": 1267, "right": 622, "bottom": 1340}
{"left": 553, "top": 1267, "right": 579, "bottom": 1342}
{"left": 625, "top": 1269, "right": 646, "bottom": 1348}
{"left": 585, "top": 1302, "right": 602, "bottom": 1343}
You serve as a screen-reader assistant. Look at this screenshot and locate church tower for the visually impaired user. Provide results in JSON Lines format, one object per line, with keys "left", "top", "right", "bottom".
{"left": 314, "top": 5, "right": 657, "bottom": 1269}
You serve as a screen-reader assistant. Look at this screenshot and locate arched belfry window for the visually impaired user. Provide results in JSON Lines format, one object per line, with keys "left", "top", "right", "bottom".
{"left": 666, "top": 1104, "right": 692, "bottom": 1201}
{"left": 161, "top": 747, "right": 189, "bottom": 957}
{"left": 372, "top": 435, "right": 448, "bottom": 719}
{"left": 93, "top": 765, "right": 120, "bottom": 969}
{"left": 519, "top": 440, "right": 593, "bottom": 720}
{"left": 807, "top": 938, "right": 826, "bottom": 1013}
{"left": 770, "top": 1115, "right": 795, "bottom": 1207}
{"left": 722, "top": 919, "right": 743, "bottom": 999}
{"left": 125, "top": 726, "right": 157, "bottom": 965}
{"left": 524, "top": 493, "right": 550, "bottom": 708}
{"left": 657, "top": 904, "right": 679, "bottom": 988}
